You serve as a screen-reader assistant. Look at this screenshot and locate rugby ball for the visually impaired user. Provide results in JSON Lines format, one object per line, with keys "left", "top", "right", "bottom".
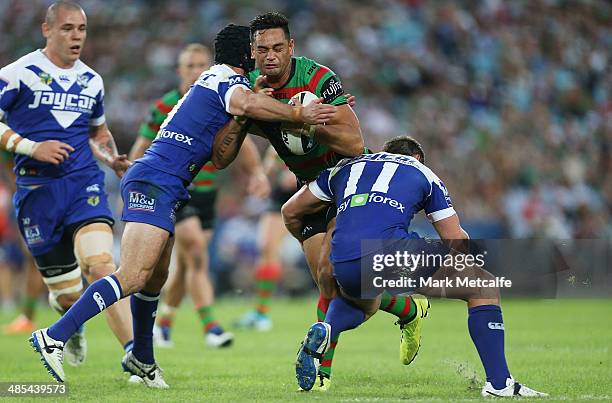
{"left": 281, "top": 91, "right": 319, "bottom": 155}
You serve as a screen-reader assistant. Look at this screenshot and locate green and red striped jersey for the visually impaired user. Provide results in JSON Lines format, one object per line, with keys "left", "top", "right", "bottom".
{"left": 138, "top": 89, "right": 217, "bottom": 193}
{"left": 249, "top": 56, "right": 349, "bottom": 183}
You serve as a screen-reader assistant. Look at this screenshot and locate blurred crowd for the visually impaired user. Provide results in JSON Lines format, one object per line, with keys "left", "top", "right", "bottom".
{"left": 1, "top": 0, "right": 610, "bottom": 242}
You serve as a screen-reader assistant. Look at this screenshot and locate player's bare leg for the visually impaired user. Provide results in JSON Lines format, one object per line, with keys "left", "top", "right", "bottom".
{"left": 154, "top": 246, "right": 187, "bottom": 347}
{"left": 4, "top": 255, "right": 43, "bottom": 334}
{"left": 30, "top": 222, "right": 169, "bottom": 383}
{"left": 75, "top": 223, "right": 133, "bottom": 350}
{"left": 120, "top": 227, "right": 173, "bottom": 389}
{"left": 236, "top": 212, "right": 284, "bottom": 331}
{"left": 176, "top": 216, "right": 233, "bottom": 347}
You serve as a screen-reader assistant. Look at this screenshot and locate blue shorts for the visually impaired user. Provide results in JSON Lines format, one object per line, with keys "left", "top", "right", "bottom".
{"left": 13, "top": 167, "right": 114, "bottom": 257}
{"left": 333, "top": 237, "right": 448, "bottom": 299}
{"left": 120, "top": 162, "right": 190, "bottom": 235}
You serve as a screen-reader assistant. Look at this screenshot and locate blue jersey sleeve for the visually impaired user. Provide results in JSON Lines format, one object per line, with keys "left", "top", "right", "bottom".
{"left": 0, "top": 65, "right": 19, "bottom": 119}
{"left": 218, "top": 75, "right": 251, "bottom": 114}
{"left": 424, "top": 179, "right": 456, "bottom": 222}
{"left": 90, "top": 88, "right": 105, "bottom": 126}
{"left": 308, "top": 168, "right": 333, "bottom": 202}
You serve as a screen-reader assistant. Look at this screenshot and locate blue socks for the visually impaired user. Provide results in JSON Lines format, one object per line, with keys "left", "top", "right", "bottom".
{"left": 468, "top": 305, "right": 511, "bottom": 389}
{"left": 324, "top": 296, "right": 365, "bottom": 341}
{"left": 131, "top": 291, "right": 160, "bottom": 365}
{"left": 48, "top": 275, "right": 122, "bottom": 343}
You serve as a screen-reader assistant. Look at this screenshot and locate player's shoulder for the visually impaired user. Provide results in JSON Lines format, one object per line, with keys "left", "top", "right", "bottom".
{"left": 0, "top": 50, "right": 41, "bottom": 78}
{"left": 195, "top": 64, "right": 250, "bottom": 91}
{"left": 160, "top": 88, "right": 181, "bottom": 105}
{"left": 248, "top": 69, "right": 260, "bottom": 84}
{"left": 295, "top": 56, "right": 336, "bottom": 79}
{"left": 73, "top": 59, "right": 103, "bottom": 84}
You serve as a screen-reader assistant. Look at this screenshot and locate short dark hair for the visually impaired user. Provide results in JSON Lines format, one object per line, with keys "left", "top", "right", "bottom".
{"left": 214, "top": 24, "right": 255, "bottom": 72}
{"left": 382, "top": 136, "right": 426, "bottom": 163}
{"left": 249, "top": 12, "right": 290, "bottom": 40}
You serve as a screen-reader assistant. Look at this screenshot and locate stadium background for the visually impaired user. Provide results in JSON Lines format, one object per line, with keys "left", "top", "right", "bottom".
{"left": 1, "top": 0, "right": 611, "bottom": 301}
{"left": 0, "top": 2, "right": 610, "bottom": 401}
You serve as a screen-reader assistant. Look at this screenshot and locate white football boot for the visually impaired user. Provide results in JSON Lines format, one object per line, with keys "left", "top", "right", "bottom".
{"left": 482, "top": 377, "right": 548, "bottom": 398}
{"left": 64, "top": 326, "right": 87, "bottom": 366}
{"left": 206, "top": 330, "right": 234, "bottom": 348}
{"left": 122, "top": 351, "right": 169, "bottom": 389}
{"left": 30, "top": 328, "right": 65, "bottom": 382}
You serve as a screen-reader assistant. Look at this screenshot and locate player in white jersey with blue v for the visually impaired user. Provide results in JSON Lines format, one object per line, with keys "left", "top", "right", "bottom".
{"left": 0, "top": 1, "right": 134, "bottom": 368}
{"left": 29, "top": 23, "right": 337, "bottom": 388}
{"left": 282, "top": 136, "right": 548, "bottom": 397}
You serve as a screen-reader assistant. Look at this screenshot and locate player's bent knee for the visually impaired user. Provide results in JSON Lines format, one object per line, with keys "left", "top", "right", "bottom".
{"left": 148, "top": 265, "right": 170, "bottom": 289}
{"left": 73, "top": 222, "right": 114, "bottom": 275}
{"left": 43, "top": 267, "right": 84, "bottom": 313}
{"left": 55, "top": 292, "right": 81, "bottom": 311}
{"left": 86, "top": 262, "right": 117, "bottom": 282}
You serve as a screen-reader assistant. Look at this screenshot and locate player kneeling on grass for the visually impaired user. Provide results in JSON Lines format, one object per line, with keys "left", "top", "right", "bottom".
{"left": 281, "top": 136, "right": 548, "bottom": 397}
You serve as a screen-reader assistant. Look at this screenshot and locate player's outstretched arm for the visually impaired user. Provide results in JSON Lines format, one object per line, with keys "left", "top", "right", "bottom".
{"left": 229, "top": 87, "right": 337, "bottom": 125}
{"left": 313, "top": 104, "right": 364, "bottom": 156}
{"left": 128, "top": 136, "right": 152, "bottom": 162}
{"left": 281, "top": 185, "right": 328, "bottom": 241}
{"left": 0, "top": 122, "right": 74, "bottom": 165}
{"left": 89, "top": 123, "right": 131, "bottom": 178}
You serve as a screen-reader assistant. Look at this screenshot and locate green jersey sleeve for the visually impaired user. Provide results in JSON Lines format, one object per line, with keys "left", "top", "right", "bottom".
{"left": 137, "top": 89, "right": 181, "bottom": 140}
{"left": 302, "top": 58, "right": 348, "bottom": 106}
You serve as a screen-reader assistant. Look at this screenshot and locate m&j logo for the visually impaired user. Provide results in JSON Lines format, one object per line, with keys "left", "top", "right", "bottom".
{"left": 127, "top": 191, "right": 156, "bottom": 212}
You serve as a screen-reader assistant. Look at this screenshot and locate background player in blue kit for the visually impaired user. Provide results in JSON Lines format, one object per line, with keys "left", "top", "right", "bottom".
{"left": 282, "top": 136, "right": 548, "bottom": 397}
{"left": 0, "top": 1, "right": 133, "bottom": 367}
{"left": 29, "top": 23, "right": 337, "bottom": 388}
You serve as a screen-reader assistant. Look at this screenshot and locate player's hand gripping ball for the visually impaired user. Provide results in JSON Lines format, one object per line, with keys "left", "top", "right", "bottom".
{"left": 281, "top": 91, "right": 320, "bottom": 155}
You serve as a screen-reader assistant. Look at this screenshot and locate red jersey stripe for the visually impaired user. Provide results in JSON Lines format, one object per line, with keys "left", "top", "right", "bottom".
{"left": 308, "top": 66, "right": 331, "bottom": 91}
{"left": 272, "top": 85, "right": 309, "bottom": 101}
{"left": 155, "top": 99, "right": 173, "bottom": 114}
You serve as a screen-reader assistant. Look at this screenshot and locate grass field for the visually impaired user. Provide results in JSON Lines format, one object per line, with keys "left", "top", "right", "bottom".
{"left": 0, "top": 298, "right": 610, "bottom": 402}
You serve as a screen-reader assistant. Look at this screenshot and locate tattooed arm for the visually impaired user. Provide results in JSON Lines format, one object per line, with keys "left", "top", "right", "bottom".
{"left": 89, "top": 123, "right": 131, "bottom": 178}
{"left": 211, "top": 117, "right": 252, "bottom": 169}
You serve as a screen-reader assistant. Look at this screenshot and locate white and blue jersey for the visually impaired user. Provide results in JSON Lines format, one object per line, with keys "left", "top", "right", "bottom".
{"left": 309, "top": 152, "right": 456, "bottom": 263}
{"left": 0, "top": 50, "right": 112, "bottom": 257}
{"left": 0, "top": 50, "right": 105, "bottom": 185}
{"left": 121, "top": 64, "right": 250, "bottom": 234}
{"left": 137, "top": 64, "right": 251, "bottom": 182}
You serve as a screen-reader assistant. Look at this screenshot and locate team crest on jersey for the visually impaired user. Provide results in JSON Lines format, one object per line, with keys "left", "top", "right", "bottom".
{"left": 87, "top": 195, "right": 100, "bottom": 206}
{"left": 38, "top": 72, "right": 53, "bottom": 85}
{"left": 76, "top": 73, "right": 91, "bottom": 89}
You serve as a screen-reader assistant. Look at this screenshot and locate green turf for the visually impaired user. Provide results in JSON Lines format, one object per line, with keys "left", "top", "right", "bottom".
{"left": 0, "top": 298, "right": 610, "bottom": 402}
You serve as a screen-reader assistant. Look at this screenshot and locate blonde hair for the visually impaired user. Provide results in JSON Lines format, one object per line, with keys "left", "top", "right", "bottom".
{"left": 178, "top": 43, "right": 212, "bottom": 66}
{"left": 45, "top": 1, "right": 84, "bottom": 26}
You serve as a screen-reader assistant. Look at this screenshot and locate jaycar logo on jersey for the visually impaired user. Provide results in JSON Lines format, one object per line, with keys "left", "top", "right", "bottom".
{"left": 128, "top": 191, "right": 156, "bottom": 212}
{"left": 337, "top": 192, "right": 405, "bottom": 214}
{"left": 156, "top": 128, "right": 193, "bottom": 146}
{"left": 28, "top": 91, "right": 96, "bottom": 113}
